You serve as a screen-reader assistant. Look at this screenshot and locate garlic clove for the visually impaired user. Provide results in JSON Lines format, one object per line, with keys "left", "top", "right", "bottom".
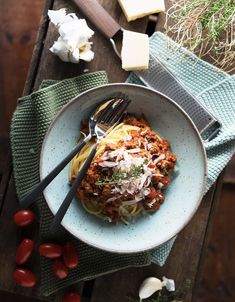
{"left": 69, "top": 48, "right": 80, "bottom": 64}
{"left": 48, "top": 8, "right": 69, "bottom": 27}
{"left": 58, "top": 20, "right": 94, "bottom": 50}
{"left": 78, "top": 19, "right": 94, "bottom": 39}
{"left": 48, "top": 9, "right": 94, "bottom": 64}
{"left": 49, "top": 38, "right": 70, "bottom": 62}
{"left": 139, "top": 277, "right": 162, "bottom": 300}
{"left": 79, "top": 44, "right": 94, "bottom": 62}
{"left": 162, "top": 276, "right": 175, "bottom": 292}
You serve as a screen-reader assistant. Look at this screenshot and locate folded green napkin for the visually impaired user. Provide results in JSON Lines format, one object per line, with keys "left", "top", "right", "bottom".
{"left": 11, "top": 71, "right": 174, "bottom": 295}
{"left": 11, "top": 32, "right": 235, "bottom": 296}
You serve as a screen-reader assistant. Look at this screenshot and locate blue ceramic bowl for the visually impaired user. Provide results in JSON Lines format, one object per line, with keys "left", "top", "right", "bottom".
{"left": 40, "top": 83, "right": 207, "bottom": 253}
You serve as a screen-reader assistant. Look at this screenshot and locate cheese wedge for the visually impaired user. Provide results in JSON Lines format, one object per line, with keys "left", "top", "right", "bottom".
{"left": 121, "top": 30, "right": 149, "bottom": 71}
{"left": 118, "top": 0, "right": 165, "bottom": 22}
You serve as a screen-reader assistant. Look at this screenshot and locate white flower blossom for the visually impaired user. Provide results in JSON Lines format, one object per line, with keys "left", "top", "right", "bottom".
{"left": 48, "top": 8, "right": 94, "bottom": 63}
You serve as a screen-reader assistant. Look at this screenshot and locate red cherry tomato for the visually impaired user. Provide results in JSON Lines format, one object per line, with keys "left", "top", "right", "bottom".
{"left": 63, "top": 242, "right": 79, "bottom": 269}
{"left": 52, "top": 258, "right": 68, "bottom": 279}
{"left": 13, "top": 210, "right": 35, "bottom": 227}
{"left": 15, "top": 239, "right": 34, "bottom": 265}
{"left": 13, "top": 268, "right": 37, "bottom": 288}
{"left": 63, "top": 291, "right": 81, "bottom": 302}
{"left": 39, "top": 243, "right": 62, "bottom": 258}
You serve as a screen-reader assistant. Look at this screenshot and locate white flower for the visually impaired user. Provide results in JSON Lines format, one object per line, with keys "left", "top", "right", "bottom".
{"left": 48, "top": 8, "right": 94, "bottom": 63}
{"left": 162, "top": 276, "right": 175, "bottom": 292}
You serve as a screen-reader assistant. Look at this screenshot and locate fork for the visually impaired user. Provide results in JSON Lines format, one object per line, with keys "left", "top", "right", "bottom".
{"left": 20, "top": 96, "right": 130, "bottom": 209}
{"left": 48, "top": 96, "right": 131, "bottom": 233}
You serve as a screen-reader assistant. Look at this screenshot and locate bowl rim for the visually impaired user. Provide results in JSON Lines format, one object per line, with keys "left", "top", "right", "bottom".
{"left": 40, "top": 82, "right": 208, "bottom": 253}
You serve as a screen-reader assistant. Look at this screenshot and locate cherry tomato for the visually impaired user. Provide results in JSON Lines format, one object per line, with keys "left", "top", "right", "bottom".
{"left": 15, "top": 239, "right": 34, "bottom": 265}
{"left": 13, "top": 210, "right": 35, "bottom": 227}
{"left": 52, "top": 258, "right": 68, "bottom": 279}
{"left": 63, "top": 242, "right": 79, "bottom": 269}
{"left": 39, "top": 243, "right": 62, "bottom": 258}
{"left": 63, "top": 291, "right": 81, "bottom": 302}
{"left": 13, "top": 268, "right": 37, "bottom": 288}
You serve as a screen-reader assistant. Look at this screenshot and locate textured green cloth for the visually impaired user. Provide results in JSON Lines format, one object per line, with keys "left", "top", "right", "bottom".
{"left": 11, "top": 32, "right": 235, "bottom": 296}
{"left": 11, "top": 71, "right": 173, "bottom": 296}
{"left": 129, "top": 32, "right": 235, "bottom": 193}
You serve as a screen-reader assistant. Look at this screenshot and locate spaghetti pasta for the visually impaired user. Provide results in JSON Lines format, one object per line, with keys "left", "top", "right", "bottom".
{"left": 69, "top": 116, "right": 176, "bottom": 224}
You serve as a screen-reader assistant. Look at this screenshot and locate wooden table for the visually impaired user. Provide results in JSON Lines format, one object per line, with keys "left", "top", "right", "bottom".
{"left": 0, "top": 0, "right": 224, "bottom": 301}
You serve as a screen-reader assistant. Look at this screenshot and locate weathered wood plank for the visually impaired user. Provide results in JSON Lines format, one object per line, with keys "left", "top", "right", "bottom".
{"left": 193, "top": 174, "right": 235, "bottom": 302}
{"left": 0, "top": 0, "right": 44, "bottom": 137}
{"left": 0, "top": 0, "right": 148, "bottom": 300}
{"left": 23, "top": 0, "right": 54, "bottom": 96}
{"left": 33, "top": 0, "right": 148, "bottom": 90}
{"left": 0, "top": 0, "right": 226, "bottom": 301}
{"left": 0, "top": 175, "right": 45, "bottom": 299}
{"left": 90, "top": 188, "right": 217, "bottom": 302}
{"left": 0, "top": 137, "right": 11, "bottom": 213}
{"left": 223, "top": 154, "right": 235, "bottom": 185}
{"left": 89, "top": 1, "right": 225, "bottom": 301}
{"left": 0, "top": 1, "right": 52, "bottom": 301}
{"left": 192, "top": 173, "right": 224, "bottom": 302}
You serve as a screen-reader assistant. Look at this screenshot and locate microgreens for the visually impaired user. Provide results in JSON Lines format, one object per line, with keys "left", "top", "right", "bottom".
{"left": 165, "top": 0, "right": 235, "bottom": 72}
{"left": 95, "top": 164, "right": 144, "bottom": 187}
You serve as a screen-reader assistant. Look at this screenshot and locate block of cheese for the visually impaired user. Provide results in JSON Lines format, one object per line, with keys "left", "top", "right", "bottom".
{"left": 118, "top": 0, "right": 165, "bottom": 21}
{"left": 121, "top": 30, "right": 149, "bottom": 71}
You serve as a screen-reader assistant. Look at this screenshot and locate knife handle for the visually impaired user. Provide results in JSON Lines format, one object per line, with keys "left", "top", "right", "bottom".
{"left": 73, "top": 0, "right": 121, "bottom": 39}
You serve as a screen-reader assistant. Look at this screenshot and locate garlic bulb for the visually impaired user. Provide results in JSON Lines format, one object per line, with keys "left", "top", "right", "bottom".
{"left": 139, "top": 277, "right": 162, "bottom": 301}
{"left": 48, "top": 8, "right": 94, "bottom": 63}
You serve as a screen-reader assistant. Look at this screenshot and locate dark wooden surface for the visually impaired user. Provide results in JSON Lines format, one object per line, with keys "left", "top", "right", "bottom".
{"left": 0, "top": 0, "right": 235, "bottom": 301}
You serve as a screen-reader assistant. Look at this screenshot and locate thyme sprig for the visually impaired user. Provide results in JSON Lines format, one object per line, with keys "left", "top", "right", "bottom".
{"left": 95, "top": 164, "right": 144, "bottom": 187}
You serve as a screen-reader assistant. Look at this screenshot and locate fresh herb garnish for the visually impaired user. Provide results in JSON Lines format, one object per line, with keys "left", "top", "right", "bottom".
{"left": 95, "top": 164, "right": 144, "bottom": 187}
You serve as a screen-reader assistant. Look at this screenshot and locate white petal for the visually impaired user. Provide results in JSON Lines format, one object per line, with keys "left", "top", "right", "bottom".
{"left": 139, "top": 277, "right": 162, "bottom": 300}
{"left": 162, "top": 276, "right": 175, "bottom": 292}
{"left": 49, "top": 38, "right": 70, "bottom": 62}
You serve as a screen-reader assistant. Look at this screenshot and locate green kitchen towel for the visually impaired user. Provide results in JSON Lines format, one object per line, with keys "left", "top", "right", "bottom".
{"left": 11, "top": 32, "right": 235, "bottom": 296}
{"left": 129, "top": 32, "right": 235, "bottom": 194}
{"left": 11, "top": 71, "right": 171, "bottom": 296}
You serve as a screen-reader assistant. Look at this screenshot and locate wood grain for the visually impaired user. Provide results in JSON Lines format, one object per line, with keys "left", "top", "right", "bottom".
{"left": 224, "top": 154, "right": 235, "bottom": 185}
{"left": 195, "top": 182, "right": 235, "bottom": 302}
{"left": 0, "top": 0, "right": 43, "bottom": 138}
{"left": 0, "top": 0, "right": 147, "bottom": 300}
{"left": 0, "top": 0, "right": 233, "bottom": 301}
{"left": 90, "top": 188, "right": 217, "bottom": 302}
{"left": 33, "top": 0, "right": 148, "bottom": 90}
